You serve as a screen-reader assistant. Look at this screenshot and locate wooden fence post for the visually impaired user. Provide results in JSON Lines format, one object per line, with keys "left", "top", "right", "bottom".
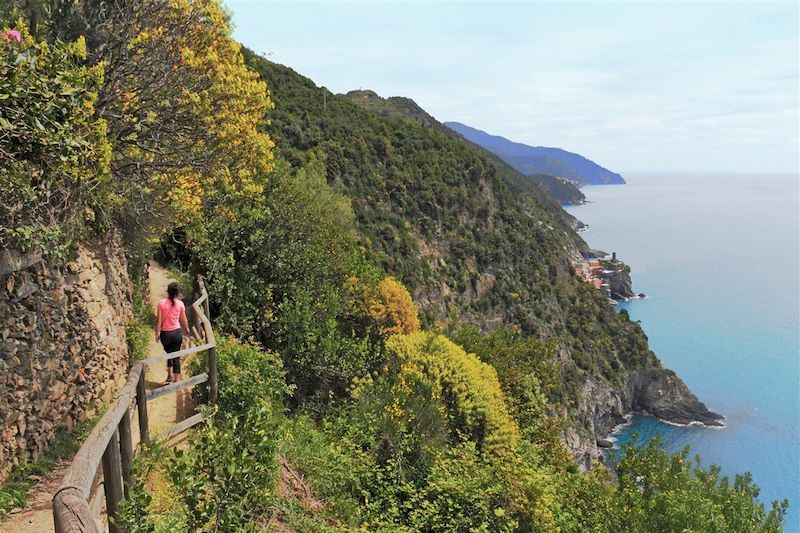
{"left": 208, "top": 344, "right": 218, "bottom": 403}
{"left": 197, "top": 278, "right": 217, "bottom": 403}
{"left": 102, "top": 430, "right": 124, "bottom": 533}
{"left": 118, "top": 408, "right": 133, "bottom": 500}
{"left": 202, "top": 289, "right": 211, "bottom": 324}
{"left": 136, "top": 371, "right": 149, "bottom": 446}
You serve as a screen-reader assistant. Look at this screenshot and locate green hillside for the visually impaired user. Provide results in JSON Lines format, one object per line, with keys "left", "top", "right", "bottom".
{"left": 248, "top": 51, "right": 652, "bottom": 389}
{"left": 527, "top": 173, "right": 586, "bottom": 206}
{"left": 242, "top": 50, "right": 727, "bottom": 466}
{"left": 342, "top": 89, "right": 586, "bottom": 206}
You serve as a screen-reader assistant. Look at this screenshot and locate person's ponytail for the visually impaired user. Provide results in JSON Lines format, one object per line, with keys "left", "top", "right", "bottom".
{"left": 167, "top": 282, "right": 180, "bottom": 307}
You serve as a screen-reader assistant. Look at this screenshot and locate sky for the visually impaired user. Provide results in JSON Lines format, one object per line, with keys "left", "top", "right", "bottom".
{"left": 227, "top": 1, "right": 799, "bottom": 174}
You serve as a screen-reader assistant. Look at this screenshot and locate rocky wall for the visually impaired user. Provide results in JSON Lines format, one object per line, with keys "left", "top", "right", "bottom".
{"left": 0, "top": 234, "right": 132, "bottom": 481}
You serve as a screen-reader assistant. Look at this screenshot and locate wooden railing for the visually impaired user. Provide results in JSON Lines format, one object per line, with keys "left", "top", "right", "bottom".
{"left": 52, "top": 280, "right": 218, "bottom": 533}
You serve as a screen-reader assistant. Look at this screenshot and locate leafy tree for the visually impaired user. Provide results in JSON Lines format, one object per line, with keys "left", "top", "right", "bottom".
{"left": 198, "top": 157, "right": 380, "bottom": 404}
{"left": 3, "top": 0, "right": 276, "bottom": 248}
{"left": 87, "top": 0, "right": 275, "bottom": 236}
{"left": 610, "top": 436, "right": 788, "bottom": 532}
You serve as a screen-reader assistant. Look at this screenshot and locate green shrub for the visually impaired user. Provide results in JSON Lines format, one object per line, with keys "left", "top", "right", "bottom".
{"left": 278, "top": 415, "right": 383, "bottom": 528}
{"left": 170, "top": 405, "right": 280, "bottom": 532}
{"left": 408, "top": 443, "right": 519, "bottom": 532}
{"left": 113, "top": 458, "right": 155, "bottom": 533}
{"left": 0, "top": 22, "right": 111, "bottom": 256}
{"left": 189, "top": 335, "right": 287, "bottom": 417}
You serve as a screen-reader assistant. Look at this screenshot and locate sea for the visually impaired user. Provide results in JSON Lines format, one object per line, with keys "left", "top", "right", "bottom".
{"left": 565, "top": 173, "right": 799, "bottom": 531}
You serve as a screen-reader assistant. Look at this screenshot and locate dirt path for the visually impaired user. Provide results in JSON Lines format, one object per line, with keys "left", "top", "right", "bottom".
{"left": 1, "top": 261, "right": 193, "bottom": 533}
{"left": 0, "top": 458, "right": 71, "bottom": 532}
{"left": 140, "top": 261, "right": 195, "bottom": 442}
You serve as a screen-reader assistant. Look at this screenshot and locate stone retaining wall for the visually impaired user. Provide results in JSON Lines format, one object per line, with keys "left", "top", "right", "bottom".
{"left": 0, "top": 234, "right": 132, "bottom": 480}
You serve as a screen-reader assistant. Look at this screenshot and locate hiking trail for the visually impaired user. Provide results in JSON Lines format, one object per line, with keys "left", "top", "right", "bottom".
{"left": 1, "top": 261, "right": 192, "bottom": 533}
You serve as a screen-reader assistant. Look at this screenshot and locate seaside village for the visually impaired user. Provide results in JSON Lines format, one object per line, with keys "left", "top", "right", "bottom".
{"left": 571, "top": 251, "right": 636, "bottom": 303}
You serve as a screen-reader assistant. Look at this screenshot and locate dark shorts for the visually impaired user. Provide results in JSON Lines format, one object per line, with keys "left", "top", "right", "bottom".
{"left": 160, "top": 329, "right": 182, "bottom": 374}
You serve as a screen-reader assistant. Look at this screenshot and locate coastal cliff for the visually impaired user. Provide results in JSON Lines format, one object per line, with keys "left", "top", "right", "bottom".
{"left": 563, "top": 249, "right": 721, "bottom": 467}
{"left": 568, "top": 359, "right": 724, "bottom": 470}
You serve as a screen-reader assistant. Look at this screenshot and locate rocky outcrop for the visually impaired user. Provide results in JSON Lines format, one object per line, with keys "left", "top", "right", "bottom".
{"left": 569, "top": 361, "right": 723, "bottom": 471}
{"left": 0, "top": 234, "right": 132, "bottom": 481}
{"left": 462, "top": 272, "right": 496, "bottom": 305}
{"left": 602, "top": 260, "right": 636, "bottom": 301}
{"left": 627, "top": 365, "right": 724, "bottom": 426}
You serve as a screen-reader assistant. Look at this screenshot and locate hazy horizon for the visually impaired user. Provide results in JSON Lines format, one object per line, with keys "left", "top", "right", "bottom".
{"left": 228, "top": 1, "right": 799, "bottom": 175}
{"left": 440, "top": 121, "right": 800, "bottom": 175}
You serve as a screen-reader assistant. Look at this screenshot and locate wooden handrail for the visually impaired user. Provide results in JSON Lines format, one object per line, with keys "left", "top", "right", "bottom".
{"left": 53, "top": 280, "right": 218, "bottom": 533}
{"left": 141, "top": 342, "right": 214, "bottom": 366}
{"left": 55, "top": 363, "right": 144, "bottom": 502}
{"left": 145, "top": 373, "right": 208, "bottom": 401}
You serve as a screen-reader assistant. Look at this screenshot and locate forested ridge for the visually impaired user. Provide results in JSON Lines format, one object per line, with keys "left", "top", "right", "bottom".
{"left": 0, "top": 1, "right": 788, "bottom": 530}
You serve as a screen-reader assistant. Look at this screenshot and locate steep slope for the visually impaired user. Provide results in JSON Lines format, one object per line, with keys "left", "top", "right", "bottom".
{"left": 527, "top": 173, "right": 586, "bottom": 205}
{"left": 343, "top": 90, "right": 585, "bottom": 206}
{"left": 243, "top": 50, "right": 721, "bottom": 467}
{"left": 445, "top": 121, "right": 626, "bottom": 185}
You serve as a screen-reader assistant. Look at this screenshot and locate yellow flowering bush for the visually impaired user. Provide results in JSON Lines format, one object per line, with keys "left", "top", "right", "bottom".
{"left": 343, "top": 331, "right": 565, "bottom": 530}
{"left": 368, "top": 277, "right": 421, "bottom": 336}
{"left": 99, "top": 0, "right": 275, "bottom": 236}
{"left": 384, "top": 332, "right": 519, "bottom": 458}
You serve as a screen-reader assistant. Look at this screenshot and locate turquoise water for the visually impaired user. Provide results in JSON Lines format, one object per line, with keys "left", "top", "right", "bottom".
{"left": 565, "top": 174, "right": 799, "bottom": 530}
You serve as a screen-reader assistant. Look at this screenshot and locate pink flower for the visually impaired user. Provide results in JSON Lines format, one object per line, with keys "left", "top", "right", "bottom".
{"left": 1, "top": 29, "right": 21, "bottom": 43}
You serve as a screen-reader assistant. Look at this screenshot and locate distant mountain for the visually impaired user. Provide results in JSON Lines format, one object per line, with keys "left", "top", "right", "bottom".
{"left": 444, "top": 121, "right": 625, "bottom": 185}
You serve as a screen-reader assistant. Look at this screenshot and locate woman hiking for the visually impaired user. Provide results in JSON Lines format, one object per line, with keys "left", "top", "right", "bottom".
{"left": 155, "top": 281, "right": 190, "bottom": 384}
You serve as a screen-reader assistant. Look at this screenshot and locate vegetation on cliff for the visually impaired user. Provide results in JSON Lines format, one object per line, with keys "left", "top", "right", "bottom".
{"left": 240, "top": 53, "right": 726, "bottom": 443}
{"left": 0, "top": 1, "right": 787, "bottom": 530}
{"left": 527, "top": 173, "right": 586, "bottom": 206}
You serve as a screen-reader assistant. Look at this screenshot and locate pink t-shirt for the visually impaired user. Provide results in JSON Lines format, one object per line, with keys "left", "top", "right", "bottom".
{"left": 158, "top": 298, "right": 185, "bottom": 332}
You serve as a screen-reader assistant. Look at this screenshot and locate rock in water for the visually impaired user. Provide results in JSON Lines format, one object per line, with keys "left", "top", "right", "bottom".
{"left": 629, "top": 365, "right": 725, "bottom": 427}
